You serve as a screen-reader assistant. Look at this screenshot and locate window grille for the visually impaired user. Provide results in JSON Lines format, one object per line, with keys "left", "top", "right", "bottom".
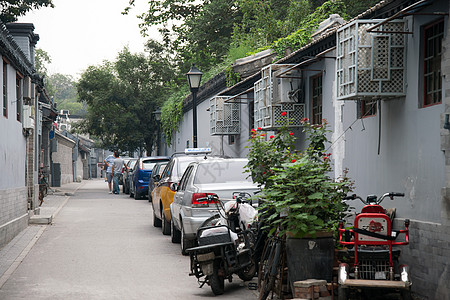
{"left": 423, "top": 19, "right": 444, "bottom": 107}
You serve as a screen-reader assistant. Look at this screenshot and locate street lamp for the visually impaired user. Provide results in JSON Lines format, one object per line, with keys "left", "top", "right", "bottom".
{"left": 186, "top": 64, "right": 203, "bottom": 148}
{"left": 153, "top": 107, "right": 162, "bottom": 156}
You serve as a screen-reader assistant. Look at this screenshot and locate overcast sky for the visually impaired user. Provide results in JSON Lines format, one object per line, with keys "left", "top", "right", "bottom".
{"left": 18, "top": 0, "right": 156, "bottom": 78}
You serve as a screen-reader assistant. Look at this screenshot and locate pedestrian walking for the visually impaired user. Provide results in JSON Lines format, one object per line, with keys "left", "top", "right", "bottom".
{"left": 104, "top": 153, "right": 115, "bottom": 194}
{"left": 112, "top": 150, "right": 127, "bottom": 194}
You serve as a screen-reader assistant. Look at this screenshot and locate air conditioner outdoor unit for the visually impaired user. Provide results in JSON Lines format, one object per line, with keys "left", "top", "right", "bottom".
{"left": 336, "top": 19, "right": 406, "bottom": 100}
{"left": 23, "top": 77, "right": 33, "bottom": 102}
{"left": 272, "top": 67, "right": 303, "bottom": 104}
{"left": 254, "top": 64, "right": 305, "bottom": 130}
{"left": 210, "top": 96, "right": 240, "bottom": 135}
{"left": 22, "top": 105, "right": 34, "bottom": 129}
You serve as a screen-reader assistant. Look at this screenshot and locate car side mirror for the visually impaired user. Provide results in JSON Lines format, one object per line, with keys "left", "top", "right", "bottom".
{"left": 169, "top": 182, "right": 178, "bottom": 192}
{"left": 154, "top": 174, "right": 161, "bottom": 181}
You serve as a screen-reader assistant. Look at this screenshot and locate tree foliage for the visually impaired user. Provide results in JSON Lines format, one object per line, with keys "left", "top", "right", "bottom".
{"left": 120, "top": 0, "right": 380, "bottom": 147}
{"left": 0, "top": 0, "right": 54, "bottom": 23}
{"left": 77, "top": 46, "right": 175, "bottom": 154}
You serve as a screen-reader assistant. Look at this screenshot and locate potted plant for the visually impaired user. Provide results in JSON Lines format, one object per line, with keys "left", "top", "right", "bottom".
{"left": 246, "top": 116, "right": 353, "bottom": 287}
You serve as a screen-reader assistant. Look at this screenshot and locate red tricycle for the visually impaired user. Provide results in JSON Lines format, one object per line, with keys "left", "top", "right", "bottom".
{"left": 337, "top": 192, "right": 412, "bottom": 300}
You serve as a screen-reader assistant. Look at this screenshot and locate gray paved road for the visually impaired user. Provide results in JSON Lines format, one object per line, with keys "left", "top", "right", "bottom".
{"left": 0, "top": 179, "right": 257, "bottom": 300}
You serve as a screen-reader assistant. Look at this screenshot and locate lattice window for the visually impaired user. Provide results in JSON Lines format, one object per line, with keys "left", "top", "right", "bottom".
{"left": 423, "top": 19, "right": 444, "bottom": 107}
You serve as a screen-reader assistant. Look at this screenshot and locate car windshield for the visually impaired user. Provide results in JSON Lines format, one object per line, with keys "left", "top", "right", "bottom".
{"left": 128, "top": 160, "right": 137, "bottom": 169}
{"left": 143, "top": 159, "right": 168, "bottom": 171}
{"left": 194, "top": 160, "right": 252, "bottom": 184}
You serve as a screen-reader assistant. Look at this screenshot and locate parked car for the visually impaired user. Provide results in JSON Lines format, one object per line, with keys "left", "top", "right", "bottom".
{"left": 119, "top": 157, "right": 133, "bottom": 185}
{"left": 130, "top": 156, "right": 170, "bottom": 200}
{"left": 170, "top": 158, "right": 259, "bottom": 254}
{"left": 152, "top": 150, "right": 215, "bottom": 235}
{"left": 148, "top": 161, "right": 168, "bottom": 202}
{"left": 123, "top": 158, "right": 138, "bottom": 194}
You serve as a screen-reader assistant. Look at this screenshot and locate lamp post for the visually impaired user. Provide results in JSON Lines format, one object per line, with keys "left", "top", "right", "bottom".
{"left": 186, "top": 64, "right": 203, "bottom": 148}
{"left": 153, "top": 107, "right": 162, "bottom": 156}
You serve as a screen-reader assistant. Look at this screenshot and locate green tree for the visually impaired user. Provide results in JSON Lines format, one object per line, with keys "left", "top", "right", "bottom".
{"left": 0, "top": 0, "right": 54, "bottom": 23}
{"left": 77, "top": 46, "right": 175, "bottom": 154}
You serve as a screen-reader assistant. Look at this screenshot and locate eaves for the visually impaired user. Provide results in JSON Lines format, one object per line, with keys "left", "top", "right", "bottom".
{"left": 0, "top": 22, "right": 34, "bottom": 76}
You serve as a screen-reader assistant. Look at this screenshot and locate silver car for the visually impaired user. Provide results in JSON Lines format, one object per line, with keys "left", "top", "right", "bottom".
{"left": 170, "top": 158, "right": 259, "bottom": 255}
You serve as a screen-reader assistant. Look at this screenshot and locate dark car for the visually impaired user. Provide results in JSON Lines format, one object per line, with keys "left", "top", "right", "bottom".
{"left": 148, "top": 161, "right": 168, "bottom": 202}
{"left": 123, "top": 158, "right": 137, "bottom": 194}
{"left": 130, "top": 156, "right": 170, "bottom": 200}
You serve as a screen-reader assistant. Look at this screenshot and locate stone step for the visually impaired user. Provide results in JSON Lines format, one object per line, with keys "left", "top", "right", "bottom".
{"left": 29, "top": 215, "right": 52, "bottom": 225}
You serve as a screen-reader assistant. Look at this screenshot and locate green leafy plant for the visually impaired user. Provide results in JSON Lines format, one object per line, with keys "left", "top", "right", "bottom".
{"left": 245, "top": 121, "right": 296, "bottom": 188}
{"left": 247, "top": 117, "right": 353, "bottom": 237}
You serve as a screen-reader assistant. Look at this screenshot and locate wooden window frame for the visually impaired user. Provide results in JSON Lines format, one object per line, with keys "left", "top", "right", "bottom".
{"left": 311, "top": 74, "right": 323, "bottom": 125}
{"left": 16, "top": 72, "right": 23, "bottom": 122}
{"left": 2, "top": 59, "right": 8, "bottom": 118}
{"left": 423, "top": 19, "right": 444, "bottom": 108}
{"left": 360, "top": 99, "right": 377, "bottom": 118}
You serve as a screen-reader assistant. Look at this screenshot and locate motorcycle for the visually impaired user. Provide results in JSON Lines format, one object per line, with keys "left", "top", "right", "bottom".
{"left": 186, "top": 192, "right": 258, "bottom": 295}
{"left": 337, "top": 192, "right": 412, "bottom": 300}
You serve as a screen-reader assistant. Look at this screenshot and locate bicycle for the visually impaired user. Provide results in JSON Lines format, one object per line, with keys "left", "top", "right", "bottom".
{"left": 258, "top": 232, "right": 287, "bottom": 300}
{"left": 38, "top": 167, "right": 53, "bottom": 206}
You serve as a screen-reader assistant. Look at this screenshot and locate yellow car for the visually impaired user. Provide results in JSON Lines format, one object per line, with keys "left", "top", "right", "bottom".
{"left": 152, "top": 154, "right": 209, "bottom": 235}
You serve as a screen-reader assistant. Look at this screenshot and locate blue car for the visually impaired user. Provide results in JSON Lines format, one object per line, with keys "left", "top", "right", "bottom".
{"left": 130, "top": 156, "right": 170, "bottom": 199}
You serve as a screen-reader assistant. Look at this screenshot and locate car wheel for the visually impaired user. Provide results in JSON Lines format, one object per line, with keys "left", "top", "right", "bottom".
{"left": 134, "top": 188, "right": 141, "bottom": 200}
{"left": 162, "top": 211, "right": 171, "bottom": 235}
{"left": 181, "top": 224, "right": 195, "bottom": 256}
{"left": 129, "top": 185, "right": 134, "bottom": 197}
{"left": 153, "top": 208, "right": 162, "bottom": 227}
{"left": 171, "top": 218, "right": 181, "bottom": 243}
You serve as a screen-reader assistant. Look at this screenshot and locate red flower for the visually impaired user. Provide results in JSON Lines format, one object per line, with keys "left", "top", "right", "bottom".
{"left": 251, "top": 128, "right": 256, "bottom": 132}
{"left": 291, "top": 159, "right": 297, "bottom": 163}
{"left": 270, "top": 135, "right": 275, "bottom": 139}
{"left": 257, "top": 127, "right": 262, "bottom": 130}
{"left": 260, "top": 133, "right": 265, "bottom": 137}
{"left": 300, "top": 118, "right": 309, "bottom": 123}
{"left": 327, "top": 153, "right": 332, "bottom": 157}
{"left": 289, "top": 132, "right": 294, "bottom": 136}
{"left": 281, "top": 111, "right": 287, "bottom": 116}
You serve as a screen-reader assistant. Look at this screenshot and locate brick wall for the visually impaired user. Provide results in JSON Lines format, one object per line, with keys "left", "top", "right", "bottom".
{"left": 393, "top": 219, "right": 450, "bottom": 300}
{"left": 52, "top": 133, "right": 75, "bottom": 185}
{"left": 0, "top": 187, "right": 28, "bottom": 249}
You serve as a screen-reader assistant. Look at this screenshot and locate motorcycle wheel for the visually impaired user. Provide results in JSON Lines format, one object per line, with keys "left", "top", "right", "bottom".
{"left": 400, "top": 288, "right": 412, "bottom": 300}
{"left": 209, "top": 260, "right": 225, "bottom": 295}
{"left": 238, "top": 260, "right": 257, "bottom": 281}
{"left": 337, "top": 286, "right": 348, "bottom": 300}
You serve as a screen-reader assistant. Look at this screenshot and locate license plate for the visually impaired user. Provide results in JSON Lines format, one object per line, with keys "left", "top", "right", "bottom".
{"left": 375, "top": 271, "right": 386, "bottom": 280}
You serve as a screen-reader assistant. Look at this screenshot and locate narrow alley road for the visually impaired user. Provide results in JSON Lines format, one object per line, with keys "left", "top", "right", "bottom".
{"left": 0, "top": 179, "right": 257, "bottom": 300}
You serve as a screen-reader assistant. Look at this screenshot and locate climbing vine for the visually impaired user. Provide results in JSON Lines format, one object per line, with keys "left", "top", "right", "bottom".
{"left": 225, "top": 66, "right": 241, "bottom": 87}
{"left": 160, "top": 87, "right": 188, "bottom": 146}
{"left": 250, "top": 0, "right": 349, "bottom": 58}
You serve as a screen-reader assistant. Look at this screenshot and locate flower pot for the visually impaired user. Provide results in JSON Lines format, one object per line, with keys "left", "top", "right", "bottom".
{"left": 286, "top": 235, "right": 334, "bottom": 292}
